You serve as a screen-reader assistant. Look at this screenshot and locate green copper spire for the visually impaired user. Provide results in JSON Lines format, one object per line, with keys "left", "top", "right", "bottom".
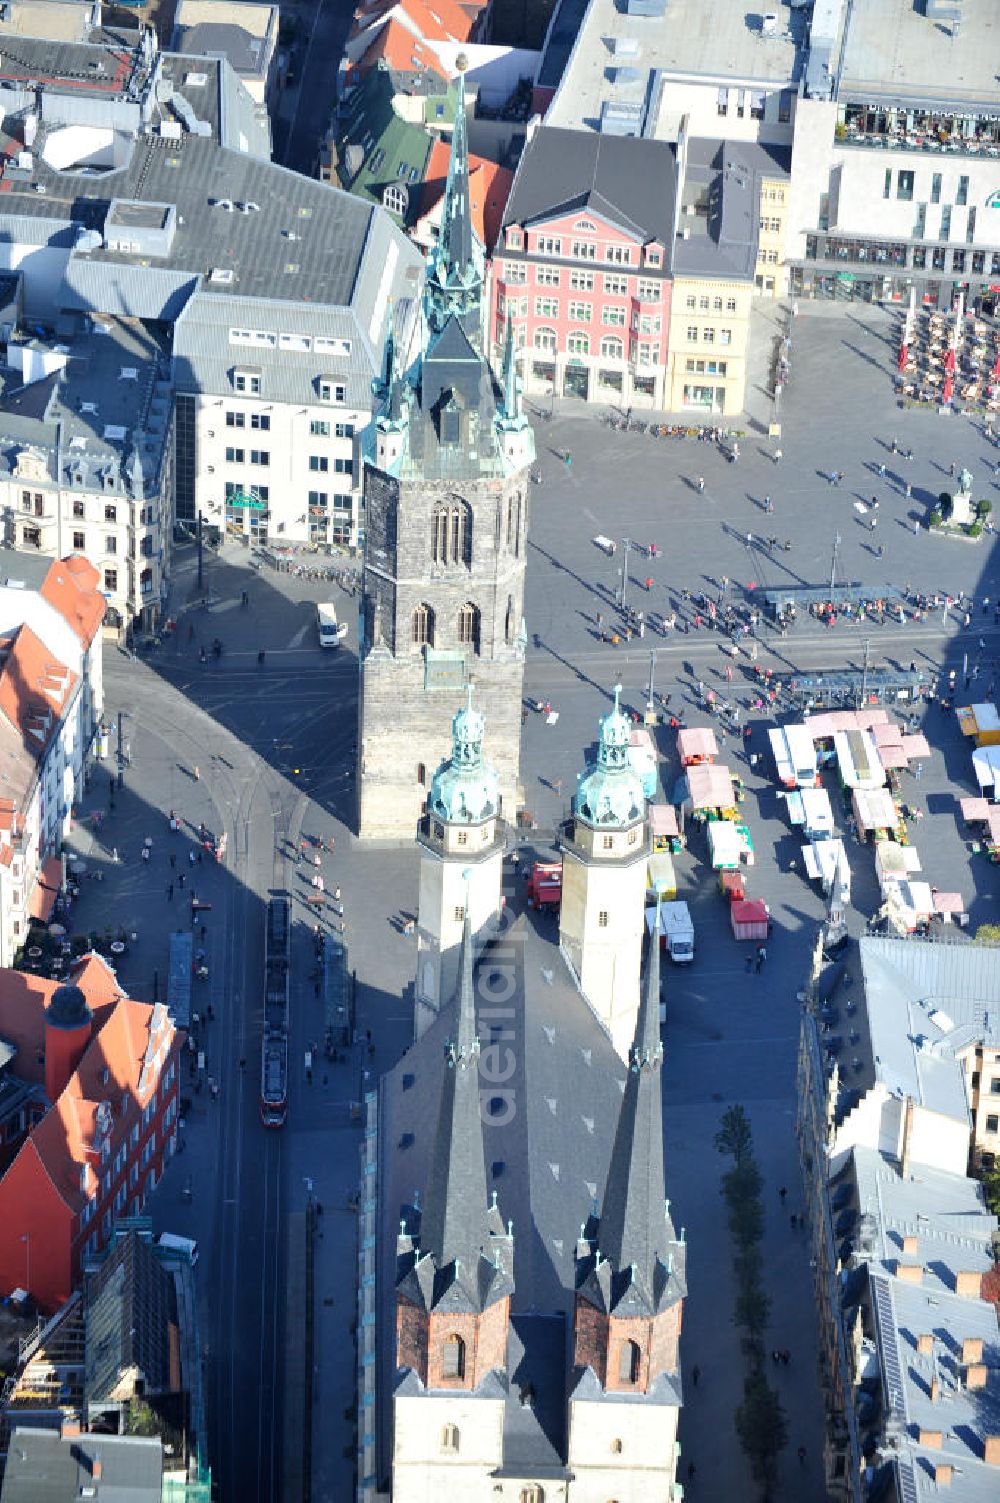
{"left": 424, "top": 66, "right": 484, "bottom": 338}
{"left": 429, "top": 689, "right": 500, "bottom": 823}
{"left": 500, "top": 310, "right": 521, "bottom": 421}
{"left": 573, "top": 683, "right": 645, "bottom": 827}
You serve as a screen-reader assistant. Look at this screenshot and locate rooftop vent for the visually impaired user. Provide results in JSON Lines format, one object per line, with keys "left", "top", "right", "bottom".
{"left": 184, "top": 71, "right": 208, "bottom": 86}
{"left": 209, "top": 268, "right": 235, "bottom": 284}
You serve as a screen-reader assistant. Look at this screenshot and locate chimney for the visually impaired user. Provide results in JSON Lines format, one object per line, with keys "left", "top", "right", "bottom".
{"left": 962, "top": 1337, "right": 984, "bottom": 1364}
{"left": 44, "top": 984, "right": 93, "bottom": 1104}
{"left": 955, "top": 1270, "right": 982, "bottom": 1299}
{"left": 902, "top": 1233, "right": 919, "bottom": 1256}
{"left": 935, "top": 1464, "right": 953, "bottom": 1486}
{"left": 930, "top": 1376, "right": 940, "bottom": 1402}
{"left": 900, "top": 1097, "right": 915, "bottom": 1178}
{"left": 966, "top": 1364, "right": 987, "bottom": 1390}
{"left": 984, "top": 1436, "right": 1000, "bottom": 1466}
{"left": 896, "top": 1261, "right": 923, "bottom": 1284}
{"left": 918, "top": 1429, "right": 943, "bottom": 1448}
{"left": 917, "top": 1333, "right": 934, "bottom": 1355}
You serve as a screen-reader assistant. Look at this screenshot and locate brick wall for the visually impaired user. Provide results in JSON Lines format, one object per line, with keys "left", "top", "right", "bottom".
{"left": 397, "top": 1294, "right": 510, "bottom": 1387}
{"left": 574, "top": 1294, "right": 682, "bottom": 1393}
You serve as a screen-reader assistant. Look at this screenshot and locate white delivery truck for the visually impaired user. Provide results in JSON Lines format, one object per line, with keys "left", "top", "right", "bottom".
{"left": 317, "top": 602, "right": 348, "bottom": 648}
{"left": 768, "top": 724, "right": 818, "bottom": 789}
{"left": 661, "top": 900, "right": 695, "bottom": 963}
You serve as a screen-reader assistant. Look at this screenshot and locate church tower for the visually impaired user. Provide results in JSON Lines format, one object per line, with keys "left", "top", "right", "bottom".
{"left": 568, "top": 917, "right": 686, "bottom": 1491}
{"left": 414, "top": 692, "right": 505, "bottom": 1039}
{"left": 357, "top": 69, "right": 535, "bottom": 841}
{"left": 393, "top": 905, "right": 515, "bottom": 1499}
{"left": 559, "top": 686, "right": 649, "bottom": 1060}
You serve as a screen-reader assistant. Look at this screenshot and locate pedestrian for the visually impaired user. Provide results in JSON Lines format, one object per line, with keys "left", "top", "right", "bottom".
{"left": 773, "top": 447, "right": 783, "bottom": 464}
{"left": 869, "top": 515, "right": 877, "bottom": 532}
{"left": 564, "top": 451, "right": 572, "bottom": 468}
{"left": 890, "top": 435, "right": 898, "bottom": 453}
{"left": 178, "top": 872, "right": 186, "bottom": 889}
{"left": 764, "top": 495, "right": 773, "bottom": 513}
{"left": 878, "top": 461, "right": 886, "bottom": 478}
{"left": 200, "top": 923, "right": 207, "bottom": 941}
{"left": 755, "top": 943, "right": 767, "bottom": 973}
{"left": 745, "top": 952, "right": 754, "bottom": 973}
{"left": 914, "top": 516, "right": 920, "bottom": 535}
{"left": 779, "top": 1186, "right": 787, "bottom": 1202}
{"left": 141, "top": 845, "right": 150, "bottom": 863}
{"left": 170, "top": 852, "right": 176, "bottom": 869}
{"left": 167, "top": 883, "right": 173, "bottom": 901}
{"left": 790, "top": 1212, "right": 798, "bottom": 1229}
{"left": 193, "top": 765, "right": 200, "bottom": 781}
{"left": 781, "top": 1350, "right": 791, "bottom": 1366}
{"left": 687, "top": 1462, "right": 696, "bottom": 1481}
{"left": 905, "top": 481, "right": 912, "bottom": 499}
{"left": 772, "top": 1350, "right": 782, "bottom": 1366}
{"left": 949, "top": 459, "right": 956, "bottom": 477}
{"left": 697, "top": 475, "right": 705, "bottom": 493}
{"left": 189, "top": 849, "right": 196, "bottom": 866}
{"left": 691, "top": 1364, "right": 701, "bottom": 1386}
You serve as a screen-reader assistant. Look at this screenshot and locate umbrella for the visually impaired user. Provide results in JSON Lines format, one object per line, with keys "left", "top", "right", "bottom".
{"left": 943, "top": 374, "right": 954, "bottom": 404}
{"left": 992, "top": 353, "right": 1000, "bottom": 380}
{"left": 944, "top": 346, "right": 956, "bottom": 372}
{"left": 898, "top": 343, "right": 909, "bottom": 371}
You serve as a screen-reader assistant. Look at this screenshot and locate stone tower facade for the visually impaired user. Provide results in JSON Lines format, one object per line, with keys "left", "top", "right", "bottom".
{"left": 559, "top": 687, "right": 649, "bottom": 1060}
{"left": 415, "top": 693, "right": 505, "bottom": 1039}
{"left": 357, "top": 74, "right": 534, "bottom": 841}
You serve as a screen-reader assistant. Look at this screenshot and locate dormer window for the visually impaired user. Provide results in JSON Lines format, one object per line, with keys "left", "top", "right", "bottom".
{"left": 233, "top": 368, "right": 261, "bottom": 395}
{"left": 506, "top": 226, "right": 522, "bottom": 249}
{"left": 646, "top": 245, "right": 662, "bottom": 266}
{"left": 440, "top": 398, "right": 461, "bottom": 447}
{"left": 319, "top": 377, "right": 347, "bottom": 404}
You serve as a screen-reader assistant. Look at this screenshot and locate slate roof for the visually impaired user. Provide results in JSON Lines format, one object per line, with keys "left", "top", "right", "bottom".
{"left": 337, "top": 62, "right": 434, "bottom": 224}
{"left": 673, "top": 137, "right": 792, "bottom": 282}
{"left": 377, "top": 911, "right": 637, "bottom": 1473}
{"left": 0, "top": 1427, "right": 162, "bottom": 1502}
{"left": 173, "top": 22, "right": 269, "bottom": 79}
{"left": 85, "top": 1231, "right": 178, "bottom": 1408}
{"left": 502, "top": 127, "right": 677, "bottom": 251}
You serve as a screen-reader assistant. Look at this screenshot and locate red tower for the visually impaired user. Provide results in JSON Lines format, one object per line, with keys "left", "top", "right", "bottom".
{"left": 44, "top": 983, "right": 93, "bottom": 1103}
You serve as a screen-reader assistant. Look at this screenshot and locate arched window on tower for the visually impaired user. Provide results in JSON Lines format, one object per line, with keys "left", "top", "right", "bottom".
{"left": 412, "top": 603, "right": 434, "bottom": 648}
{"left": 518, "top": 1487, "right": 544, "bottom": 1503}
{"left": 619, "top": 1340, "right": 641, "bottom": 1386}
{"left": 457, "top": 602, "right": 481, "bottom": 653}
{"left": 440, "top": 1424, "right": 460, "bottom": 1454}
{"left": 441, "top": 1334, "right": 466, "bottom": 1380}
{"left": 431, "top": 499, "right": 471, "bottom": 566}
{"left": 504, "top": 595, "right": 515, "bottom": 645}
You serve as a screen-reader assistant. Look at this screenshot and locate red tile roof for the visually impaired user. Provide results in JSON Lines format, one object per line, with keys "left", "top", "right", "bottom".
{"left": 0, "top": 957, "right": 179, "bottom": 1212}
{"left": 420, "top": 139, "right": 513, "bottom": 251}
{"left": 354, "top": 19, "right": 448, "bottom": 82}
{"left": 0, "top": 623, "right": 78, "bottom": 761}
{"left": 40, "top": 556, "right": 104, "bottom": 648}
{"left": 350, "top": 0, "right": 475, "bottom": 46}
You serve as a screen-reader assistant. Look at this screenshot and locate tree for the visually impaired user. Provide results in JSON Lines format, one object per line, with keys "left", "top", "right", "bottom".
{"left": 735, "top": 1371, "right": 788, "bottom": 1486}
{"left": 716, "top": 1104, "right": 753, "bottom": 1165}
{"left": 974, "top": 924, "right": 1000, "bottom": 945}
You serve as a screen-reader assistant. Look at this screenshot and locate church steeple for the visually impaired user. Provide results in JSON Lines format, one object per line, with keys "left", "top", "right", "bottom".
{"left": 424, "top": 63, "right": 484, "bottom": 338}
{"left": 500, "top": 311, "right": 520, "bottom": 420}
{"left": 596, "top": 901, "right": 671, "bottom": 1289}
{"left": 571, "top": 906, "right": 686, "bottom": 1393}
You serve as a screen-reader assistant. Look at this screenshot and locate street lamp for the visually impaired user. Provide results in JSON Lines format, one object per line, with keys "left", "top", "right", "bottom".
{"left": 116, "top": 711, "right": 133, "bottom": 790}
{"left": 619, "top": 538, "right": 632, "bottom": 612}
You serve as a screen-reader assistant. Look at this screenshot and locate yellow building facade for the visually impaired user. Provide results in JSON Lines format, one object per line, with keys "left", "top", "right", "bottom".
{"left": 756, "top": 174, "right": 790, "bottom": 297}
{"left": 665, "top": 276, "right": 753, "bottom": 417}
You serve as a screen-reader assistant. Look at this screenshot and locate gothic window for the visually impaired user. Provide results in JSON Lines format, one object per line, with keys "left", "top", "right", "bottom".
{"left": 619, "top": 1340, "right": 641, "bottom": 1385}
{"left": 442, "top": 1334, "right": 465, "bottom": 1379}
{"left": 416, "top": 763, "right": 426, "bottom": 786}
{"left": 505, "top": 491, "right": 521, "bottom": 554}
{"left": 519, "top": 1489, "right": 544, "bottom": 1503}
{"left": 431, "top": 499, "right": 471, "bottom": 566}
{"left": 412, "top": 603, "right": 434, "bottom": 648}
{"left": 610, "top": 1438, "right": 623, "bottom": 1455}
{"left": 457, "top": 602, "right": 481, "bottom": 653}
{"left": 505, "top": 595, "right": 515, "bottom": 645}
{"left": 440, "top": 1424, "right": 459, "bottom": 1454}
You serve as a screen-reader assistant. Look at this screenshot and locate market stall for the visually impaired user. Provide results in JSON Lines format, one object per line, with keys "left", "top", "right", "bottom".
{"left": 646, "top": 853, "right": 677, "bottom": 899}
{"left": 875, "top": 839, "right": 922, "bottom": 891}
{"left": 784, "top": 787, "right": 834, "bottom": 839}
{"left": 802, "top": 837, "right": 850, "bottom": 898}
{"left": 972, "top": 745, "right": 1000, "bottom": 795}
{"left": 685, "top": 763, "right": 737, "bottom": 814}
{"left": 731, "top": 898, "right": 769, "bottom": 941}
{"left": 649, "top": 803, "right": 681, "bottom": 851}
{"left": 932, "top": 890, "right": 965, "bottom": 923}
{"left": 835, "top": 729, "right": 886, "bottom": 791}
{"left": 885, "top": 878, "right": 934, "bottom": 934}
{"left": 676, "top": 726, "right": 718, "bottom": 767}
{"left": 708, "top": 819, "right": 754, "bottom": 869}
{"left": 853, "top": 786, "right": 898, "bottom": 838}
{"left": 901, "top": 732, "right": 930, "bottom": 762}
{"left": 957, "top": 702, "right": 1000, "bottom": 746}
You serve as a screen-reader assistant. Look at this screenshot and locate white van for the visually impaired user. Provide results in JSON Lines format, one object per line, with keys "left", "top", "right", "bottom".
{"left": 768, "top": 724, "right": 818, "bottom": 789}
{"left": 156, "top": 1232, "right": 199, "bottom": 1265}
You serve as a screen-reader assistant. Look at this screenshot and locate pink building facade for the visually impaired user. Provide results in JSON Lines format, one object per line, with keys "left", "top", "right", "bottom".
{"left": 491, "top": 209, "right": 673, "bottom": 409}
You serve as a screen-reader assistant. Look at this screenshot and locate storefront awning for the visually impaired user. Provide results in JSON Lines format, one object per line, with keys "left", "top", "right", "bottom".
{"left": 28, "top": 857, "right": 64, "bottom": 923}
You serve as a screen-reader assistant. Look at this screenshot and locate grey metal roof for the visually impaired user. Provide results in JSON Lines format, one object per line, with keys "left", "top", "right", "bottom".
{"left": 0, "top": 1427, "right": 162, "bottom": 1502}
{"left": 838, "top": 0, "right": 1000, "bottom": 111}
{"left": 173, "top": 23, "right": 268, "bottom": 79}
{"left": 502, "top": 127, "right": 678, "bottom": 251}
{"left": 673, "top": 137, "right": 791, "bottom": 282}
{"left": 860, "top": 937, "right": 1000, "bottom": 1123}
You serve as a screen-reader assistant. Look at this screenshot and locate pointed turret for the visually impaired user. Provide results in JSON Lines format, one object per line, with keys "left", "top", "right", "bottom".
{"left": 501, "top": 311, "right": 520, "bottom": 421}
{"left": 424, "top": 66, "right": 484, "bottom": 339}
{"left": 494, "top": 309, "right": 535, "bottom": 474}
{"left": 395, "top": 884, "right": 514, "bottom": 1392}
{"left": 418, "top": 899, "right": 490, "bottom": 1272}
{"left": 596, "top": 901, "right": 668, "bottom": 1287}
{"left": 571, "top": 905, "right": 686, "bottom": 1394}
